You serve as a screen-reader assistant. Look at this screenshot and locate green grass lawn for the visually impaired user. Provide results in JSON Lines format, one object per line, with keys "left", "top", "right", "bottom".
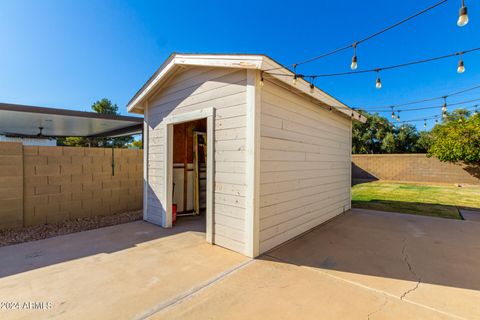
{"left": 352, "top": 181, "right": 480, "bottom": 219}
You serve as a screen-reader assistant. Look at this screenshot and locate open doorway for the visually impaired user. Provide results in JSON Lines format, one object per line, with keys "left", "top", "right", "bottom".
{"left": 163, "top": 108, "right": 214, "bottom": 243}
{"left": 171, "top": 119, "right": 207, "bottom": 232}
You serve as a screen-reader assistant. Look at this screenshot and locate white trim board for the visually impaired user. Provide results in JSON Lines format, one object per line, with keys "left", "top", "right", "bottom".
{"left": 143, "top": 101, "right": 149, "bottom": 221}
{"left": 245, "top": 69, "right": 261, "bottom": 258}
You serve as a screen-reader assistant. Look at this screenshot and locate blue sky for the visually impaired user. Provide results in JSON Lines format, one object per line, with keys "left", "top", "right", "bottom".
{"left": 0, "top": 0, "right": 478, "bottom": 129}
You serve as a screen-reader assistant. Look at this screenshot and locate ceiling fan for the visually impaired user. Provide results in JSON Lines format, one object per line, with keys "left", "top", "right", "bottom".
{"left": 1, "top": 126, "right": 56, "bottom": 140}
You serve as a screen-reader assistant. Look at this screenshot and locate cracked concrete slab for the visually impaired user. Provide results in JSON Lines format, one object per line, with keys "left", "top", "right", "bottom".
{"left": 1, "top": 209, "right": 479, "bottom": 319}
{"left": 267, "top": 209, "right": 480, "bottom": 319}
{"left": 154, "top": 257, "right": 454, "bottom": 320}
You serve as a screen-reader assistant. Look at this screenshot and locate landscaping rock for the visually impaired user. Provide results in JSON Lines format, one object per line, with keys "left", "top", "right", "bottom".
{"left": 0, "top": 210, "right": 142, "bottom": 247}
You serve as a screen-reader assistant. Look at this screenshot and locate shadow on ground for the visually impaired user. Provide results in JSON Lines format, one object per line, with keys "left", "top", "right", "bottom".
{"left": 262, "top": 209, "right": 480, "bottom": 293}
{"left": 0, "top": 216, "right": 205, "bottom": 278}
{"left": 352, "top": 199, "right": 462, "bottom": 219}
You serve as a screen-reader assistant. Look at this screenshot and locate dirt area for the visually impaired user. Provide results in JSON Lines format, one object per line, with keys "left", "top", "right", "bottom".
{"left": 0, "top": 210, "right": 142, "bottom": 247}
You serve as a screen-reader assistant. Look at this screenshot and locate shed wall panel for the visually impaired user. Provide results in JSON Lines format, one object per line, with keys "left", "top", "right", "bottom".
{"left": 145, "top": 67, "right": 248, "bottom": 254}
{"left": 258, "top": 81, "right": 352, "bottom": 254}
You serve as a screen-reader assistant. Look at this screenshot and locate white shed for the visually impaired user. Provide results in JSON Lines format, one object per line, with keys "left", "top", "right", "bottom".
{"left": 128, "top": 53, "right": 365, "bottom": 258}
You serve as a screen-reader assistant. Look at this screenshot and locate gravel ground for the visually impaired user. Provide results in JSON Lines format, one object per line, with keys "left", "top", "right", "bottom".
{"left": 0, "top": 210, "right": 143, "bottom": 247}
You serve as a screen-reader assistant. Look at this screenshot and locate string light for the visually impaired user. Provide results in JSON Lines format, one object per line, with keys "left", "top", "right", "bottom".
{"left": 458, "top": 0, "right": 469, "bottom": 27}
{"left": 442, "top": 97, "right": 448, "bottom": 113}
{"left": 268, "top": 0, "right": 449, "bottom": 71}
{"left": 375, "top": 70, "right": 382, "bottom": 89}
{"left": 329, "top": 106, "right": 333, "bottom": 112}
{"left": 474, "top": 105, "right": 478, "bottom": 115}
{"left": 310, "top": 77, "right": 316, "bottom": 94}
{"left": 260, "top": 72, "right": 264, "bottom": 87}
{"left": 356, "top": 97, "right": 480, "bottom": 114}
{"left": 396, "top": 111, "right": 401, "bottom": 122}
{"left": 391, "top": 109, "right": 395, "bottom": 119}
{"left": 268, "top": 47, "right": 480, "bottom": 84}
{"left": 351, "top": 43, "right": 358, "bottom": 70}
{"left": 362, "top": 84, "right": 480, "bottom": 110}
{"left": 396, "top": 105, "right": 478, "bottom": 125}
{"left": 457, "top": 53, "right": 465, "bottom": 73}
{"left": 424, "top": 119, "right": 427, "bottom": 128}
{"left": 292, "top": 74, "right": 298, "bottom": 85}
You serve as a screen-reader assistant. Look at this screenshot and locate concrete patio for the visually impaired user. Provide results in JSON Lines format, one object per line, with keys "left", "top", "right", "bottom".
{"left": 1, "top": 209, "right": 479, "bottom": 319}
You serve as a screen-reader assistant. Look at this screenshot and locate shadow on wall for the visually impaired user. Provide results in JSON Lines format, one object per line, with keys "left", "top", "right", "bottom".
{"left": 351, "top": 163, "right": 378, "bottom": 186}
{"left": 262, "top": 209, "right": 480, "bottom": 293}
{"left": 351, "top": 155, "right": 480, "bottom": 185}
{"left": 463, "top": 164, "right": 480, "bottom": 179}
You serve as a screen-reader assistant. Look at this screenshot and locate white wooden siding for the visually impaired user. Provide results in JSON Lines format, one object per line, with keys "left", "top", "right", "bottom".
{"left": 146, "top": 67, "right": 248, "bottom": 253}
{"left": 258, "top": 80, "right": 352, "bottom": 254}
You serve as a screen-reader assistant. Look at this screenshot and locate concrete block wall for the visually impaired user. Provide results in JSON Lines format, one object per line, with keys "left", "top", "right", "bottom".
{"left": 352, "top": 154, "right": 480, "bottom": 185}
{"left": 0, "top": 143, "right": 24, "bottom": 228}
{"left": 0, "top": 142, "right": 143, "bottom": 229}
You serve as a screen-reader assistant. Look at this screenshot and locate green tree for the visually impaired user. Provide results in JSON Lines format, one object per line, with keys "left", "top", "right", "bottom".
{"left": 352, "top": 112, "right": 394, "bottom": 154}
{"left": 129, "top": 139, "right": 143, "bottom": 149}
{"left": 415, "top": 131, "right": 432, "bottom": 153}
{"left": 442, "top": 108, "right": 471, "bottom": 123}
{"left": 395, "top": 124, "right": 420, "bottom": 153}
{"left": 381, "top": 132, "right": 396, "bottom": 153}
{"left": 428, "top": 113, "right": 480, "bottom": 163}
{"left": 91, "top": 98, "right": 119, "bottom": 114}
{"left": 58, "top": 99, "right": 133, "bottom": 148}
{"left": 353, "top": 111, "right": 424, "bottom": 154}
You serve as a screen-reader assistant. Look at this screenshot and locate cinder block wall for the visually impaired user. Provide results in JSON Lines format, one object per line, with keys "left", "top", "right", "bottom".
{"left": 352, "top": 154, "right": 480, "bottom": 185}
{"left": 0, "top": 142, "right": 143, "bottom": 229}
{"left": 0, "top": 143, "right": 23, "bottom": 228}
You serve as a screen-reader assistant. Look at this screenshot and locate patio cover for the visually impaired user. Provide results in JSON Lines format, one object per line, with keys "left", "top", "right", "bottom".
{"left": 0, "top": 103, "right": 143, "bottom": 138}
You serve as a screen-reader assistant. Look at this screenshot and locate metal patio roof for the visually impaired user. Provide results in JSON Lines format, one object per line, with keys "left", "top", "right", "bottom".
{"left": 0, "top": 103, "right": 143, "bottom": 138}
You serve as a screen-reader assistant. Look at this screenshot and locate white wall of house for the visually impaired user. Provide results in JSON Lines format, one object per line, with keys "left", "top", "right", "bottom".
{"left": 258, "top": 80, "right": 352, "bottom": 254}
{"left": 0, "top": 136, "right": 56, "bottom": 146}
{"left": 145, "top": 67, "right": 249, "bottom": 254}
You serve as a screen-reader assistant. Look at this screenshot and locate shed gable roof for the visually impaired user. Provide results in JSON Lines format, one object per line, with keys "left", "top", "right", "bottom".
{"left": 127, "top": 53, "right": 365, "bottom": 122}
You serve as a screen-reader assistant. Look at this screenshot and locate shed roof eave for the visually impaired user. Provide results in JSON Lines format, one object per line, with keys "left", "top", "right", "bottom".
{"left": 127, "top": 53, "right": 366, "bottom": 123}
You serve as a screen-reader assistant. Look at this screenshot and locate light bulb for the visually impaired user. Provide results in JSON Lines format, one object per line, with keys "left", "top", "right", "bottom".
{"left": 292, "top": 75, "right": 298, "bottom": 85}
{"left": 424, "top": 120, "right": 427, "bottom": 128}
{"left": 309, "top": 83, "right": 315, "bottom": 94}
{"left": 376, "top": 77, "right": 382, "bottom": 89}
{"left": 391, "top": 111, "right": 395, "bottom": 119}
{"left": 442, "top": 105, "right": 447, "bottom": 113}
{"left": 259, "top": 76, "right": 264, "bottom": 87}
{"left": 351, "top": 56, "right": 358, "bottom": 70}
{"left": 457, "top": 5, "right": 469, "bottom": 27}
{"left": 396, "top": 115, "right": 400, "bottom": 122}
{"left": 329, "top": 106, "right": 333, "bottom": 112}
{"left": 457, "top": 59, "right": 465, "bottom": 73}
